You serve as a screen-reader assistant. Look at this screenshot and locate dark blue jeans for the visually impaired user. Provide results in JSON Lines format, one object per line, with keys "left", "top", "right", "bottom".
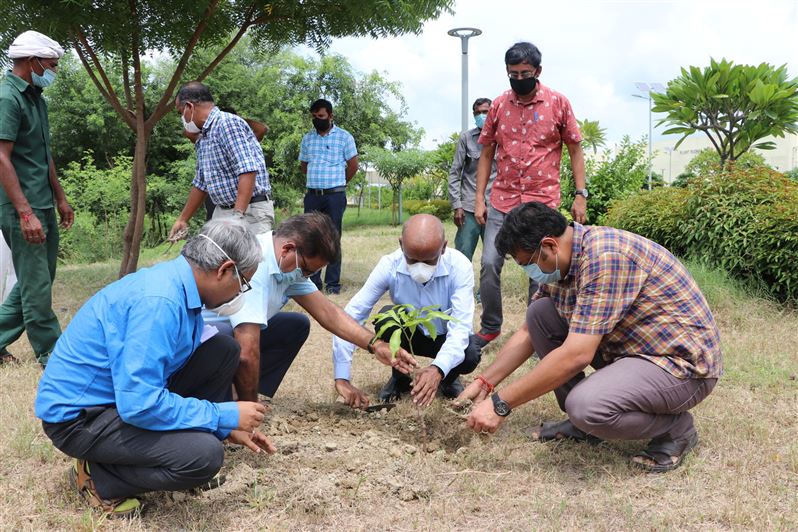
{"left": 304, "top": 191, "right": 346, "bottom": 292}
{"left": 216, "top": 312, "right": 311, "bottom": 397}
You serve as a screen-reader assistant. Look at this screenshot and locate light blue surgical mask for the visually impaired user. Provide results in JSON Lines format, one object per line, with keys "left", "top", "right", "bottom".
{"left": 31, "top": 59, "right": 56, "bottom": 88}
{"left": 522, "top": 244, "right": 561, "bottom": 285}
{"left": 474, "top": 113, "right": 486, "bottom": 129}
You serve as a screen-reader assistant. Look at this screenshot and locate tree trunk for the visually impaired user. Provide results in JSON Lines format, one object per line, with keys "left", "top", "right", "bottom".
{"left": 118, "top": 127, "right": 150, "bottom": 277}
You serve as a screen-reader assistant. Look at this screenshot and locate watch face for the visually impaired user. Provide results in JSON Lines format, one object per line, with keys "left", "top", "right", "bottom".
{"left": 492, "top": 393, "right": 511, "bottom": 416}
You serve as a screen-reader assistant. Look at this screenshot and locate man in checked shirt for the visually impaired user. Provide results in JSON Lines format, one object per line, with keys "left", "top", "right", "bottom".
{"left": 170, "top": 82, "right": 273, "bottom": 240}
{"left": 459, "top": 202, "right": 722, "bottom": 473}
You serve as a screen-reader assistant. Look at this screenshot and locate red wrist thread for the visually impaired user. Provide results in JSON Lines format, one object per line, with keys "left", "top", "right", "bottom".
{"left": 20, "top": 211, "right": 32, "bottom": 223}
{"left": 476, "top": 375, "right": 495, "bottom": 393}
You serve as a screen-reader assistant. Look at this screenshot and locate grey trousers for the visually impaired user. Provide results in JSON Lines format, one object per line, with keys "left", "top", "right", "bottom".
{"left": 527, "top": 297, "right": 717, "bottom": 441}
{"left": 42, "top": 334, "right": 240, "bottom": 499}
{"left": 479, "top": 204, "right": 538, "bottom": 334}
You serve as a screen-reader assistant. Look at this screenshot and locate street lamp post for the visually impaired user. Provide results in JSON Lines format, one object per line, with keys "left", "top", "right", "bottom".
{"left": 632, "top": 82, "right": 665, "bottom": 190}
{"left": 448, "top": 27, "right": 482, "bottom": 133}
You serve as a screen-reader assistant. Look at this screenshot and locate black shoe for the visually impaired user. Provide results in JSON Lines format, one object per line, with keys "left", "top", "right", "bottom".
{"left": 325, "top": 286, "right": 341, "bottom": 295}
{"left": 439, "top": 377, "right": 465, "bottom": 399}
{"left": 378, "top": 374, "right": 412, "bottom": 402}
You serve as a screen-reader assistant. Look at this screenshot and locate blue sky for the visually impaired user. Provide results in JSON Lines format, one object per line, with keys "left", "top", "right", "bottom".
{"left": 304, "top": 0, "right": 798, "bottom": 149}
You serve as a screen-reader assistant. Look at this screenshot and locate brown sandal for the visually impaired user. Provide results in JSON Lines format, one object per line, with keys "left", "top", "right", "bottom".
{"left": 67, "top": 459, "right": 141, "bottom": 517}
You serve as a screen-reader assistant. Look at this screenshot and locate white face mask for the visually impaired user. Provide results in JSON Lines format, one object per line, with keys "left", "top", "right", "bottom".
{"left": 181, "top": 104, "right": 201, "bottom": 134}
{"left": 206, "top": 292, "right": 246, "bottom": 316}
{"left": 407, "top": 261, "right": 436, "bottom": 284}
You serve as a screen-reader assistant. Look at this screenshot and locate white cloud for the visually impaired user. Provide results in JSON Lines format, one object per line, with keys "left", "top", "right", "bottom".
{"left": 301, "top": 0, "right": 798, "bottom": 150}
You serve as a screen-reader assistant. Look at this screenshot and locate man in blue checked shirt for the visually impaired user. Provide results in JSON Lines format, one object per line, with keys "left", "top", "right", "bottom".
{"left": 35, "top": 221, "right": 274, "bottom": 516}
{"left": 170, "top": 82, "right": 273, "bottom": 240}
{"left": 299, "top": 98, "right": 359, "bottom": 295}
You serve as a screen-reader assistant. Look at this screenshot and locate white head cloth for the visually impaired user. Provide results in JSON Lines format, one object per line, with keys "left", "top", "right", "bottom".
{"left": 7, "top": 30, "right": 64, "bottom": 60}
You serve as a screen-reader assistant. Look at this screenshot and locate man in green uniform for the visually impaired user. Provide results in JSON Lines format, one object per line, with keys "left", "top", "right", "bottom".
{"left": 0, "top": 30, "right": 73, "bottom": 366}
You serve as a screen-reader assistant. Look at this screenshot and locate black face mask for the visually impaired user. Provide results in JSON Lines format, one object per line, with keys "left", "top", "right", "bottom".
{"left": 510, "top": 76, "right": 537, "bottom": 96}
{"left": 312, "top": 117, "right": 331, "bottom": 133}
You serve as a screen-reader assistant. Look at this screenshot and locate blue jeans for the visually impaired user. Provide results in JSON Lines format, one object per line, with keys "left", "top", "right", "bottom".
{"left": 304, "top": 191, "right": 346, "bottom": 292}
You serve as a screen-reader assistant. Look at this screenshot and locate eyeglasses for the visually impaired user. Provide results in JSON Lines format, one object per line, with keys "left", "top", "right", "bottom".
{"left": 507, "top": 71, "right": 537, "bottom": 80}
{"left": 296, "top": 250, "right": 322, "bottom": 279}
{"left": 233, "top": 265, "right": 252, "bottom": 293}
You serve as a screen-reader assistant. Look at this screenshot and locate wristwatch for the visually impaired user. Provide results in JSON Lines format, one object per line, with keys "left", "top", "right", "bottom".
{"left": 491, "top": 393, "right": 512, "bottom": 417}
{"left": 574, "top": 188, "right": 589, "bottom": 199}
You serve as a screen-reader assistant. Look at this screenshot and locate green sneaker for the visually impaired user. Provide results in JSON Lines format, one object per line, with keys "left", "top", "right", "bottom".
{"left": 68, "top": 459, "right": 141, "bottom": 517}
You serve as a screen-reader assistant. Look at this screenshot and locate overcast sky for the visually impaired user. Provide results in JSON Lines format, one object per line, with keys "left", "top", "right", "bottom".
{"left": 304, "top": 0, "right": 798, "bottom": 149}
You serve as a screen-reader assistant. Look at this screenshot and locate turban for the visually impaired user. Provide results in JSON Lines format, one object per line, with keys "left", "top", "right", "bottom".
{"left": 7, "top": 30, "right": 64, "bottom": 60}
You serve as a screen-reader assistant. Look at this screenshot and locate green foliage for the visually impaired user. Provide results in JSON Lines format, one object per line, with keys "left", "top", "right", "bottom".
{"left": 59, "top": 152, "right": 132, "bottom": 223}
{"left": 683, "top": 148, "right": 769, "bottom": 178}
{"left": 402, "top": 199, "right": 452, "bottom": 220}
{"left": 604, "top": 187, "right": 691, "bottom": 255}
{"left": 578, "top": 118, "right": 607, "bottom": 153}
{"left": 605, "top": 166, "right": 798, "bottom": 303}
{"left": 652, "top": 58, "right": 798, "bottom": 166}
{"left": 561, "top": 136, "right": 648, "bottom": 223}
{"left": 785, "top": 167, "right": 798, "bottom": 181}
{"left": 362, "top": 146, "right": 431, "bottom": 224}
{"left": 59, "top": 212, "right": 127, "bottom": 264}
{"left": 369, "top": 304, "right": 458, "bottom": 358}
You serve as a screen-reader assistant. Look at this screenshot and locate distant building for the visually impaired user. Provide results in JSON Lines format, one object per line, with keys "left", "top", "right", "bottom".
{"left": 651, "top": 133, "right": 798, "bottom": 183}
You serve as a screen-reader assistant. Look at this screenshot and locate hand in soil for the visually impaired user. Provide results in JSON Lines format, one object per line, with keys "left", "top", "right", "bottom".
{"left": 410, "top": 366, "right": 442, "bottom": 408}
{"left": 454, "top": 379, "right": 490, "bottom": 406}
{"left": 466, "top": 396, "right": 504, "bottom": 434}
{"left": 228, "top": 429, "right": 277, "bottom": 454}
{"left": 335, "top": 379, "right": 370, "bottom": 409}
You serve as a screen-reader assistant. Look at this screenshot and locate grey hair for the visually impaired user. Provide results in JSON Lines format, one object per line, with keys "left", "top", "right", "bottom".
{"left": 181, "top": 220, "right": 261, "bottom": 272}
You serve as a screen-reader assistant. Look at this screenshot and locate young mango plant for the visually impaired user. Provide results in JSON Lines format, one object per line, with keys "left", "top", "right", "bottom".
{"left": 369, "top": 303, "right": 458, "bottom": 358}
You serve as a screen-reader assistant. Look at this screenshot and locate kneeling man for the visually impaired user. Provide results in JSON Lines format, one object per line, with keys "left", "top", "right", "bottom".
{"left": 461, "top": 202, "right": 721, "bottom": 472}
{"left": 334, "top": 214, "right": 481, "bottom": 408}
{"left": 36, "top": 221, "right": 273, "bottom": 516}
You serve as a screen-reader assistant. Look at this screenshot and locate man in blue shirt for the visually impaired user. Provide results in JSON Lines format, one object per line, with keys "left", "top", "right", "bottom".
{"left": 169, "top": 82, "right": 273, "bottom": 240}
{"left": 205, "top": 212, "right": 417, "bottom": 410}
{"left": 333, "top": 214, "right": 482, "bottom": 407}
{"left": 299, "top": 98, "right": 358, "bottom": 295}
{"left": 36, "top": 221, "right": 273, "bottom": 516}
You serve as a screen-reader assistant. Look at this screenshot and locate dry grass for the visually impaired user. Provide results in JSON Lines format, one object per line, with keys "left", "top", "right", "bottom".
{"left": 0, "top": 224, "right": 796, "bottom": 531}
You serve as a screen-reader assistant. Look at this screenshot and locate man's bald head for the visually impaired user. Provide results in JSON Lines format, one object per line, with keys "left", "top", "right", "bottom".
{"left": 400, "top": 214, "right": 447, "bottom": 265}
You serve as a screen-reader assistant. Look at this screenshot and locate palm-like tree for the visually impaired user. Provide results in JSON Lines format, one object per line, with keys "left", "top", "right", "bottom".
{"left": 578, "top": 119, "right": 607, "bottom": 153}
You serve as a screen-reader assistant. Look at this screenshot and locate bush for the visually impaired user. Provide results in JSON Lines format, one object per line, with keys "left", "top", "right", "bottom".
{"left": 402, "top": 199, "right": 452, "bottom": 220}
{"left": 59, "top": 211, "right": 127, "bottom": 263}
{"left": 604, "top": 166, "right": 798, "bottom": 303}
{"left": 603, "top": 186, "right": 691, "bottom": 256}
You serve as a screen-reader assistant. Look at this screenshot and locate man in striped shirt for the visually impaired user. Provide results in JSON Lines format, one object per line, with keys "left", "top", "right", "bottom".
{"left": 460, "top": 202, "right": 722, "bottom": 473}
{"left": 299, "top": 99, "right": 359, "bottom": 295}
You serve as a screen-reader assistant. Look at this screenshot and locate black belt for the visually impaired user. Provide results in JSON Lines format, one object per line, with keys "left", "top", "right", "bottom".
{"left": 218, "top": 192, "right": 271, "bottom": 210}
{"left": 306, "top": 186, "right": 346, "bottom": 196}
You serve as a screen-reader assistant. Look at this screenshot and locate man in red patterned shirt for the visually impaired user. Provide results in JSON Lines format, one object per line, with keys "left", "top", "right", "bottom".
{"left": 473, "top": 42, "right": 588, "bottom": 347}
{"left": 459, "top": 202, "right": 722, "bottom": 472}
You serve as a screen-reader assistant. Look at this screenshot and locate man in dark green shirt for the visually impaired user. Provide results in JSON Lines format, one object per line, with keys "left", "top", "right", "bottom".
{"left": 0, "top": 30, "right": 73, "bottom": 366}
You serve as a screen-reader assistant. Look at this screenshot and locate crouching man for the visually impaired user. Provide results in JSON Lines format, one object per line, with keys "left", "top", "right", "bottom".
{"left": 460, "top": 202, "right": 722, "bottom": 472}
{"left": 334, "top": 214, "right": 482, "bottom": 408}
{"left": 35, "top": 221, "right": 274, "bottom": 517}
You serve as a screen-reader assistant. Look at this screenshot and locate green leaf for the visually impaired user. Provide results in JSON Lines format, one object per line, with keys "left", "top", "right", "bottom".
{"left": 389, "top": 329, "right": 402, "bottom": 358}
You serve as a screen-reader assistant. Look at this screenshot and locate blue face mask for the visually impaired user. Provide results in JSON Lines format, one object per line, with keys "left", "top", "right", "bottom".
{"left": 31, "top": 59, "right": 56, "bottom": 88}
{"left": 474, "top": 113, "right": 486, "bottom": 129}
{"left": 522, "top": 245, "right": 561, "bottom": 285}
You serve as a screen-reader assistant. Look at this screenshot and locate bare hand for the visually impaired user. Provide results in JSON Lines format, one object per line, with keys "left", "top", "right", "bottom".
{"left": 466, "top": 395, "right": 505, "bottom": 434}
{"left": 19, "top": 211, "right": 45, "bottom": 244}
{"left": 453, "top": 208, "right": 465, "bottom": 228}
{"left": 454, "top": 378, "right": 490, "bottom": 407}
{"left": 236, "top": 401, "right": 267, "bottom": 432}
{"left": 571, "top": 196, "right": 587, "bottom": 224}
{"left": 57, "top": 199, "right": 74, "bottom": 229}
{"left": 410, "top": 366, "right": 442, "bottom": 408}
{"left": 474, "top": 198, "right": 487, "bottom": 225}
{"left": 335, "top": 379, "right": 370, "bottom": 409}
{"left": 168, "top": 219, "right": 189, "bottom": 242}
{"left": 373, "top": 342, "right": 418, "bottom": 375}
{"left": 227, "top": 429, "right": 277, "bottom": 454}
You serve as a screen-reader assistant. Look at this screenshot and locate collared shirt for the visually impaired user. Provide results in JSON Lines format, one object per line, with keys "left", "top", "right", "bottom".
{"left": 479, "top": 84, "right": 582, "bottom": 214}
{"left": 332, "top": 247, "right": 474, "bottom": 380}
{"left": 35, "top": 256, "right": 240, "bottom": 439}
{"left": 203, "top": 231, "right": 318, "bottom": 329}
{"left": 192, "top": 106, "right": 271, "bottom": 207}
{"left": 0, "top": 72, "right": 53, "bottom": 209}
{"left": 448, "top": 127, "right": 497, "bottom": 212}
{"left": 534, "top": 223, "right": 723, "bottom": 379}
{"left": 299, "top": 125, "right": 358, "bottom": 189}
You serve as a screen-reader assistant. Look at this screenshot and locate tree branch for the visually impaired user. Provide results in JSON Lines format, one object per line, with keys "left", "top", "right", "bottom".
{"left": 121, "top": 52, "right": 133, "bottom": 111}
{"left": 144, "top": 0, "right": 223, "bottom": 130}
{"left": 73, "top": 28, "right": 134, "bottom": 129}
{"left": 72, "top": 37, "right": 136, "bottom": 130}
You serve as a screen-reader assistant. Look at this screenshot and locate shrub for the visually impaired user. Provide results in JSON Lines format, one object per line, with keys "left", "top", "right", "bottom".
{"left": 604, "top": 187, "right": 691, "bottom": 255}
{"left": 402, "top": 199, "right": 452, "bottom": 220}
{"left": 59, "top": 211, "right": 126, "bottom": 263}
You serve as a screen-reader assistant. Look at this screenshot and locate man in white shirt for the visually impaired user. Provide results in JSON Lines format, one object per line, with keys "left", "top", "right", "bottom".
{"left": 206, "top": 212, "right": 416, "bottom": 408}
{"left": 333, "top": 214, "right": 481, "bottom": 407}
